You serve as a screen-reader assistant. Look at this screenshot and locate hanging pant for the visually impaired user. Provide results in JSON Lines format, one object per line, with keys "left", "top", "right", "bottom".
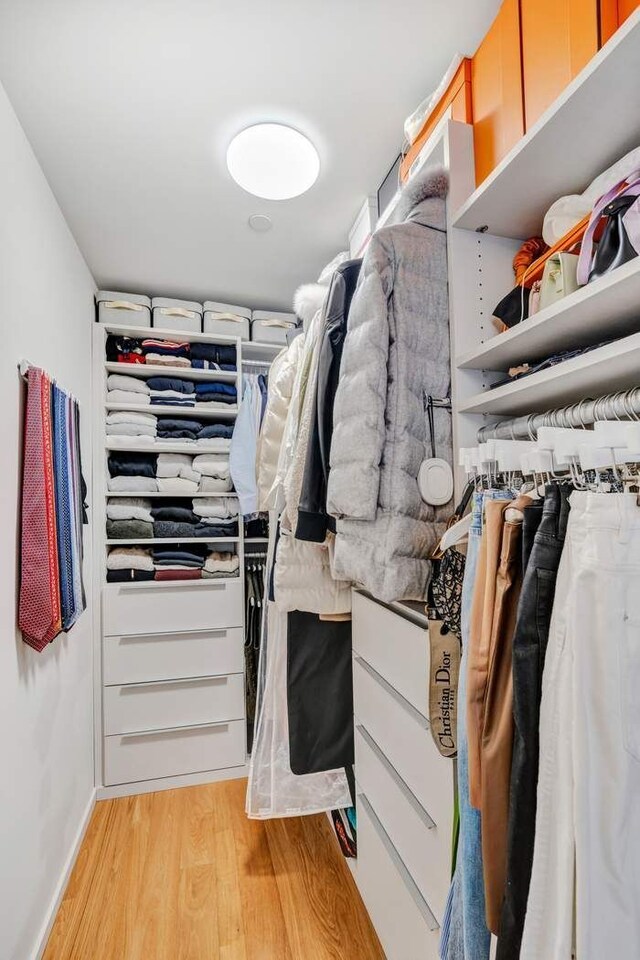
{"left": 521, "top": 492, "right": 640, "bottom": 960}
{"left": 497, "top": 483, "right": 571, "bottom": 959}
{"left": 467, "top": 494, "right": 530, "bottom": 934}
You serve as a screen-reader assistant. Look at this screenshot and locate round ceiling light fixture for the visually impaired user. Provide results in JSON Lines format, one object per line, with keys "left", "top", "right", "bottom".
{"left": 227, "top": 123, "right": 320, "bottom": 200}
{"left": 248, "top": 214, "right": 273, "bottom": 232}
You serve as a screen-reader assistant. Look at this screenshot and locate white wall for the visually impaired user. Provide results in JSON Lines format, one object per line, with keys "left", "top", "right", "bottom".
{"left": 0, "top": 82, "right": 97, "bottom": 960}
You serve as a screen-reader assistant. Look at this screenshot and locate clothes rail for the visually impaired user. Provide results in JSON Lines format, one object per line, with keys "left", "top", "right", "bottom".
{"left": 477, "top": 387, "right": 640, "bottom": 441}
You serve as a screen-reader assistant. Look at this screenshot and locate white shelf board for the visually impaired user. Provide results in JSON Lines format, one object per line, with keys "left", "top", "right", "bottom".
{"left": 457, "top": 258, "right": 640, "bottom": 371}
{"left": 104, "top": 577, "right": 239, "bottom": 590}
{"left": 244, "top": 538, "right": 268, "bottom": 543}
{"left": 106, "top": 402, "right": 237, "bottom": 421}
{"left": 98, "top": 321, "right": 240, "bottom": 347}
{"left": 459, "top": 331, "right": 640, "bottom": 416}
{"left": 105, "top": 491, "right": 237, "bottom": 499}
{"left": 106, "top": 440, "right": 233, "bottom": 454}
{"left": 452, "top": 11, "right": 640, "bottom": 237}
{"left": 106, "top": 537, "right": 240, "bottom": 546}
{"left": 105, "top": 362, "right": 237, "bottom": 382}
{"left": 241, "top": 341, "right": 283, "bottom": 362}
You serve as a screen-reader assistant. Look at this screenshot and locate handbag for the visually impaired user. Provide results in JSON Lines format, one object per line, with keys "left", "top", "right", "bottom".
{"left": 577, "top": 176, "right": 640, "bottom": 285}
{"left": 538, "top": 252, "right": 579, "bottom": 311}
{"left": 428, "top": 616, "right": 460, "bottom": 759}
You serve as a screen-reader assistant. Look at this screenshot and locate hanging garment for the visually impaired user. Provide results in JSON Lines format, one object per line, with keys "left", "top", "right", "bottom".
{"left": 296, "top": 257, "right": 362, "bottom": 543}
{"left": 497, "top": 484, "right": 571, "bottom": 960}
{"left": 19, "top": 368, "right": 62, "bottom": 650}
{"left": 229, "top": 376, "right": 261, "bottom": 515}
{"left": 286, "top": 611, "right": 354, "bottom": 774}
{"left": 521, "top": 492, "right": 640, "bottom": 960}
{"left": 327, "top": 165, "right": 453, "bottom": 603}
{"left": 443, "top": 491, "right": 503, "bottom": 960}
{"left": 466, "top": 494, "right": 530, "bottom": 935}
{"left": 256, "top": 339, "right": 303, "bottom": 511}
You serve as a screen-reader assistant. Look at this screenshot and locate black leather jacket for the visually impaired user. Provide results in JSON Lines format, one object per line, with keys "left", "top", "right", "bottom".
{"left": 295, "top": 258, "right": 362, "bottom": 542}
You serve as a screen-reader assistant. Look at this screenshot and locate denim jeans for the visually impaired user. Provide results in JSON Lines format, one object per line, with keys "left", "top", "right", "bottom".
{"left": 441, "top": 491, "right": 503, "bottom": 960}
{"left": 497, "top": 484, "right": 570, "bottom": 959}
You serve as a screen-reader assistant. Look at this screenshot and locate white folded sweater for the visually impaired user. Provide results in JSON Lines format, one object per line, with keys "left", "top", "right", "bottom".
{"left": 107, "top": 373, "right": 150, "bottom": 394}
{"left": 108, "top": 389, "right": 151, "bottom": 406}
{"left": 192, "top": 454, "right": 230, "bottom": 478}
{"left": 107, "top": 498, "right": 153, "bottom": 522}
{"left": 192, "top": 497, "right": 238, "bottom": 519}
{"left": 107, "top": 547, "right": 154, "bottom": 571}
{"left": 108, "top": 475, "right": 158, "bottom": 492}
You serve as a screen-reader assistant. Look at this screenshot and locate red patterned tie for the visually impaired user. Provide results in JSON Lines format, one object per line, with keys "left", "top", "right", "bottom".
{"left": 19, "top": 368, "right": 61, "bottom": 650}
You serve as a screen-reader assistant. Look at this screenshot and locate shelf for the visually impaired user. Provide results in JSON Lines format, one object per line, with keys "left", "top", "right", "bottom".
{"left": 241, "top": 341, "right": 284, "bottom": 363}
{"left": 244, "top": 538, "right": 269, "bottom": 543}
{"left": 98, "top": 321, "right": 240, "bottom": 347}
{"left": 105, "top": 491, "right": 238, "bottom": 499}
{"left": 457, "top": 258, "right": 640, "bottom": 371}
{"left": 106, "top": 402, "right": 237, "bottom": 421}
{"left": 452, "top": 11, "right": 640, "bottom": 238}
{"left": 104, "top": 577, "right": 240, "bottom": 589}
{"left": 105, "top": 362, "right": 238, "bottom": 382}
{"left": 105, "top": 440, "right": 233, "bottom": 454}
{"left": 106, "top": 537, "right": 240, "bottom": 546}
{"left": 459, "top": 331, "right": 640, "bottom": 416}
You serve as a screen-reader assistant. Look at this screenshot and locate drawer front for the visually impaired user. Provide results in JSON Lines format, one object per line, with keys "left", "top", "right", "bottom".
{"left": 355, "top": 725, "right": 452, "bottom": 920}
{"left": 103, "top": 626, "right": 244, "bottom": 685}
{"left": 103, "top": 673, "right": 245, "bottom": 735}
{"left": 103, "top": 580, "right": 243, "bottom": 635}
{"left": 356, "top": 794, "right": 440, "bottom": 960}
{"left": 104, "top": 718, "right": 245, "bottom": 785}
{"left": 352, "top": 591, "right": 428, "bottom": 717}
{"left": 353, "top": 656, "right": 453, "bottom": 827}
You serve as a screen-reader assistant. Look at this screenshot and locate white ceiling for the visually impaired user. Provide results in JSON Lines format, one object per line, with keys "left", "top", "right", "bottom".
{"left": 0, "top": 0, "right": 499, "bottom": 310}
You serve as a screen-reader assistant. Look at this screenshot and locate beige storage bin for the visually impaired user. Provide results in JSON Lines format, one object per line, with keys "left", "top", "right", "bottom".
{"left": 96, "top": 291, "right": 151, "bottom": 328}
{"left": 251, "top": 310, "right": 298, "bottom": 344}
{"left": 152, "top": 297, "right": 202, "bottom": 333}
{"left": 203, "top": 301, "right": 251, "bottom": 340}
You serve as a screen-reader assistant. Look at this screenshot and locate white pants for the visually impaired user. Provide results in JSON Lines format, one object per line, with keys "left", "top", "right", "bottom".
{"left": 521, "top": 492, "right": 640, "bottom": 959}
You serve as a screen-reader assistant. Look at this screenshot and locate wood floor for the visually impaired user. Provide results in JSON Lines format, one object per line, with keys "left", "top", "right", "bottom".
{"left": 43, "top": 778, "right": 385, "bottom": 960}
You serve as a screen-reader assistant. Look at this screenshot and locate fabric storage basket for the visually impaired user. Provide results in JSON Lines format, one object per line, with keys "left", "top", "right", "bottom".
{"left": 251, "top": 311, "right": 298, "bottom": 344}
{"left": 203, "top": 301, "right": 251, "bottom": 340}
{"left": 151, "top": 297, "right": 202, "bottom": 333}
{"left": 96, "top": 291, "right": 151, "bottom": 328}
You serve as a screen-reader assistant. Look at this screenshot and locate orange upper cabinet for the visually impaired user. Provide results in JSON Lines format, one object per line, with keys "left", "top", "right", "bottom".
{"left": 521, "top": 0, "right": 600, "bottom": 130}
{"left": 471, "top": 0, "right": 525, "bottom": 187}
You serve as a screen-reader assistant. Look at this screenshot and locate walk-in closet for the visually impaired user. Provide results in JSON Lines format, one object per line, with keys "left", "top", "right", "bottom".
{"left": 2, "top": 2, "right": 640, "bottom": 958}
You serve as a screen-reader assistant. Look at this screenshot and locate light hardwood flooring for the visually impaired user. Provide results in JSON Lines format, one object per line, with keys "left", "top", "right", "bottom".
{"left": 43, "top": 778, "right": 385, "bottom": 960}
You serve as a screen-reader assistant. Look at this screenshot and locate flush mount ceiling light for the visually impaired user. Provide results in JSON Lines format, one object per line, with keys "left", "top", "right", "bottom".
{"left": 227, "top": 123, "right": 320, "bottom": 200}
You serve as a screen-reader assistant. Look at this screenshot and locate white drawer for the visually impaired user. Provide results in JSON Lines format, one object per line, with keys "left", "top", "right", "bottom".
{"left": 103, "top": 626, "right": 244, "bottom": 685}
{"left": 103, "top": 580, "right": 243, "bottom": 636}
{"left": 353, "top": 656, "right": 453, "bottom": 827}
{"left": 104, "top": 718, "right": 245, "bottom": 785}
{"left": 353, "top": 591, "right": 428, "bottom": 717}
{"left": 355, "top": 724, "right": 452, "bottom": 921}
{"left": 103, "top": 673, "right": 245, "bottom": 735}
{"left": 356, "top": 794, "right": 440, "bottom": 960}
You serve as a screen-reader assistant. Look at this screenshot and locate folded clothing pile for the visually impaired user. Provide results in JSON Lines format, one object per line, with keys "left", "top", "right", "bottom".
{"left": 156, "top": 417, "right": 233, "bottom": 451}
{"left": 151, "top": 495, "right": 237, "bottom": 537}
{"left": 107, "top": 411, "right": 157, "bottom": 445}
{"left": 106, "top": 373, "right": 151, "bottom": 408}
{"left": 193, "top": 454, "right": 232, "bottom": 492}
{"left": 106, "top": 496, "right": 154, "bottom": 540}
{"left": 147, "top": 376, "right": 195, "bottom": 407}
{"left": 194, "top": 381, "right": 237, "bottom": 407}
{"left": 142, "top": 338, "right": 191, "bottom": 368}
{"left": 106, "top": 335, "right": 144, "bottom": 364}
{"left": 190, "top": 342, "right": 237, "bottom": 372}
{"left": 108, "top": 451, "right": 158, "bottom": 492}
{"left": 106, "top": 543, "right": 240, "bottom": 581}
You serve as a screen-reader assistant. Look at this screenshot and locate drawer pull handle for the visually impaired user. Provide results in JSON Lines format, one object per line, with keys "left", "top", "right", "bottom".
{"left": 118, "top": 675, "right": 233, "bottom": 693}
{"left": 117, "top": 628, "right": 229, "bottom": 641}
{"left": 354, "top": 656, "right": 430, "bottom": 729}
{"left": 356, "top": 725, "right": 436, "bottom": 830}
{"left": 358, "top": 793, "right": 440, "bottom": 933}
{"left": 114, "top": 582, "right": 227, "bottom": 594}
{"left": 119, "top": 721, "right": 230, "bottom": 742}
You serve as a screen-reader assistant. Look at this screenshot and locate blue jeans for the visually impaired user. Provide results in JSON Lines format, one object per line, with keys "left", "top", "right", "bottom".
{"left": 441, "top": 492, "right": 506, "bottom": 960}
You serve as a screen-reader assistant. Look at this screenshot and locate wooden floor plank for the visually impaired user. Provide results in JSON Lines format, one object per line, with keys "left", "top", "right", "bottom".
{"left": 42, "top": 778, "right": 384, "bottom": 960}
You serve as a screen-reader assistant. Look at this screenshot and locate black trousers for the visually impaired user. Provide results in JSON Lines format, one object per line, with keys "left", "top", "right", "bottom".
{"left": 497, "top": 483, "right": 572, "bottom": 959}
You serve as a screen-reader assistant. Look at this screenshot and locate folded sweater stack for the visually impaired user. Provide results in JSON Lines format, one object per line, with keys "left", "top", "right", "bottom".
{"left": 107, "top": 544, "right": 240, "bottom": 581}
{"left": 142, "top": 338, "right": 191, "bottom": 368}
{"left": 106, "top": 335, "right": 145, "bottom": 364}
{"left": 147, "top": 376, "right": 196, "bottom": 408}
{"left": 107, "top": 372, "right": 151, "bottom": 409}
{"left": 194, "top": 380, "right": 237, "bottom": 407}
{"left": 107, "top": 451, "right": 233, "bottom": 494}
{"left": 190, "top": 342, "right": 237, "bottom": 372}
{"left": 106, "top": 335, "right": 237, "bottom": 372}
{"left": 156, "top": 417, "right": 233, "bottom": 451}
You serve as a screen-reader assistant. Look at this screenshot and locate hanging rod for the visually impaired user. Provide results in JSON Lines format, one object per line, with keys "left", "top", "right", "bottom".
{"left": 242, "top": 359, "right": 272, "bottom": 368}
{"left": 477, "top": 386, "right": 640, "bottom": 441}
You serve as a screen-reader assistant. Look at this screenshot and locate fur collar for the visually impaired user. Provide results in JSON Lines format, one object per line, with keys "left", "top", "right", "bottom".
{"left": 293, "top": 283, "right": 328, "bottom": 327}
{"left": 389, "top": 164, "right": 448, "bottom": 224}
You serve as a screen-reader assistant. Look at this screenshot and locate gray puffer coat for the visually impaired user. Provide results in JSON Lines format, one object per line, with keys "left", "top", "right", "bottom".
{"left": 326, "top": 165, "right": 452, "bottom": 603}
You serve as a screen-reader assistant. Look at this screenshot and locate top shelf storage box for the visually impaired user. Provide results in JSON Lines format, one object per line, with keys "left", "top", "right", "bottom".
{"left": 251, "top": 311, "right": 298, "bottom": 344}
{"left": 96, "top": 291, "right": 152, "bottom": 328}
{"left": 203, "top": 302, "right": 251, "bottom": 340}
{"left": 151, "top": 297, "right": 202, "bottom": 333}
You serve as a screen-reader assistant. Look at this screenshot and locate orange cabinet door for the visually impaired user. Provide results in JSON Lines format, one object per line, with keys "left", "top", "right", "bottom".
{"left": 521, "top": 0, "right": 600, "bottom": 130}
{"left": 471, "top": 0, "right": 524, "bottom": 187}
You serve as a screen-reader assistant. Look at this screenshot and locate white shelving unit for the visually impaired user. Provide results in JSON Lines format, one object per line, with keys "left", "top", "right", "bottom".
{"left": 93, "top": 320, "right": 249, "bottom": 799}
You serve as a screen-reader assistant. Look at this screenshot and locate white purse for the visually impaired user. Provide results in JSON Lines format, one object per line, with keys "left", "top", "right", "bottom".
{"left": 418, "top": 395, "right": 454, "bottom": 507}
{"left": 538, "top": 252, "right": 579, "bottom": 312}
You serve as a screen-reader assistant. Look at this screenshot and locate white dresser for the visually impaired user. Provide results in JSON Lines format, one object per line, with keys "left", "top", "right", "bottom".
{"left": 352, "top": 590, "right": 455, "bottom": 960}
